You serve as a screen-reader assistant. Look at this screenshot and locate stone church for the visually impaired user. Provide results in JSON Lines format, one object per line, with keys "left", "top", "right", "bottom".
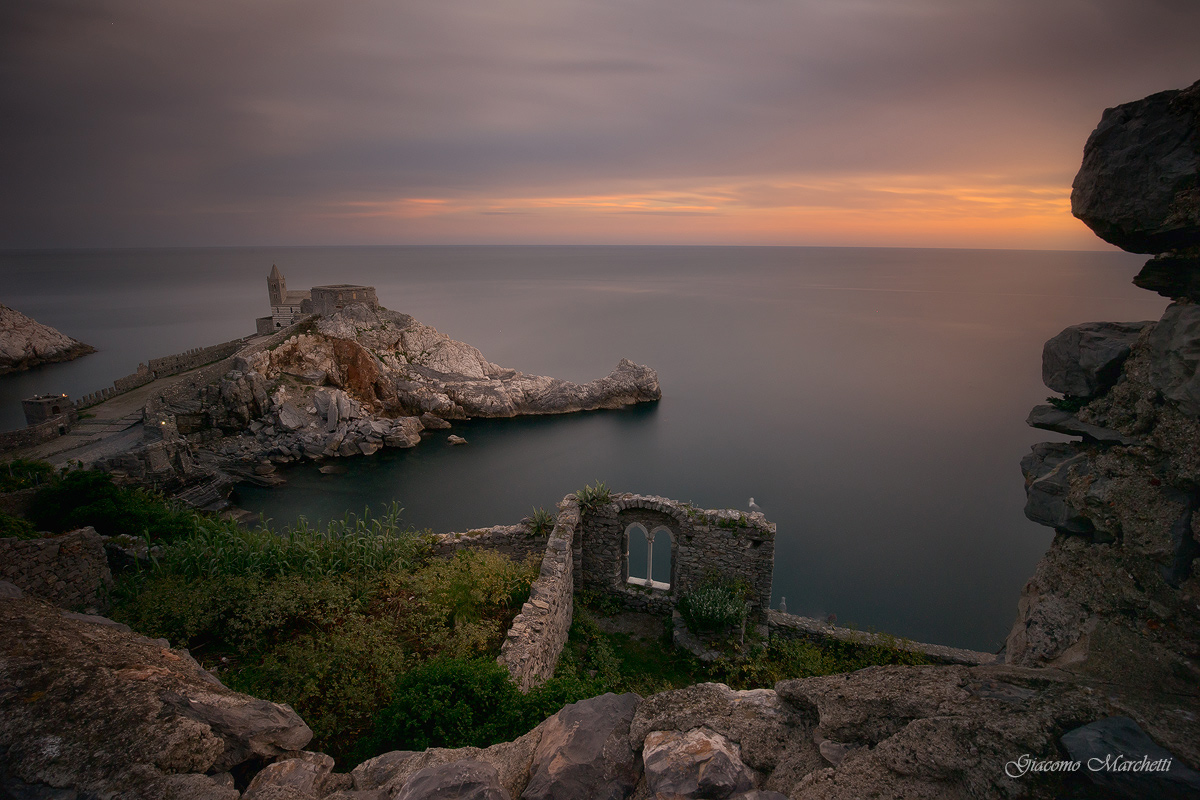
{"left": 256, "top": 264, "right": 379, "bottom": 335}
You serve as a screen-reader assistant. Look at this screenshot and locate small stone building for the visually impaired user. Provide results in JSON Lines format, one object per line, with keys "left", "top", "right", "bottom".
{"left": 21, "top": 393, "right": 71, "bottom": 426}
{"left": 257, "top": 265, "right": 379, "bottom": 334}
{"left": 576, "top": 494, "right": 776, "bottom": 625}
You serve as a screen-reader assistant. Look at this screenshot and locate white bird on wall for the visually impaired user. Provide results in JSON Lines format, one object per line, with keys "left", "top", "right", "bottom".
{"left": 748, "top": 497, "right": 761, "bottom": 512}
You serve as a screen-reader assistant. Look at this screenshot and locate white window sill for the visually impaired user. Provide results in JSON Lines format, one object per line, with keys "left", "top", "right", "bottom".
{"left": 626, "top": 577, "right": 670, "bottom": 591}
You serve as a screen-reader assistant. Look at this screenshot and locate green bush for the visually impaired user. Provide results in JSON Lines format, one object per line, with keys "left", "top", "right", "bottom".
{"left": 678, "top": 579, "right": 750, "bottom": 633}
{"left": 230, "top": 615, "right": 408, "bottom": 762}
{"left": 29, "top": 469, "right": 195, "bottom": 540}
{"left": 0, "top": 459, "right": 54, "bottom": 492}
{"left": 0, "top": 510, "right": 39, "bottom": 539}
{"left": 360, "top": 658, "right": 526, "bottom": 756}
{"left": 414, "top": 548, "right": 540, "bottom": 629}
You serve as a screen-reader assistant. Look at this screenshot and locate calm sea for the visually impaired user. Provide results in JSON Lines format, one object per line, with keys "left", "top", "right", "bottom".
{"left": 0, "top": 245, "right": 1164, "bottom": 651}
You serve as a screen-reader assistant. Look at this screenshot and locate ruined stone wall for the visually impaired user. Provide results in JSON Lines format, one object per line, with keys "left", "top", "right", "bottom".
{"left": 0, "top": 527, "right": 112, "bottom": 611}
{"left": 431, "top": 525, "right": 550, "bottom": 562}
{"left": 0, "top": 412, "right": 76, "bottom": 451}
{"left": 497, "top": 498, "right": 579, "bottom": 692}
{"left": 767, "top": 610, "right": 999, "bottom": 667}
{"left": 578, "top": 493, "right": 775, "bottom": 622}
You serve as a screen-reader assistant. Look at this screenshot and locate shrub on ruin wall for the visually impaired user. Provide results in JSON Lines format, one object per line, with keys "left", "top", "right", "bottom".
{"left": 575, "top": 481, "right": 611, "bottom": 514}
{"left": 678, "top": 578, "right": 751, "bottom": 634}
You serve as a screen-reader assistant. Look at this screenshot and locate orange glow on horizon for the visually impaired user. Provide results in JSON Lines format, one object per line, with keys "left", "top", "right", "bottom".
{"left": 316, "top": 173, "right": 1109, "bottom": 251}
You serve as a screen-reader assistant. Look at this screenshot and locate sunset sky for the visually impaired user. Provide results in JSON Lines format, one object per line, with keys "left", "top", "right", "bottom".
{"left": 2, "top": 1, "right": 1198, "bottom": 250}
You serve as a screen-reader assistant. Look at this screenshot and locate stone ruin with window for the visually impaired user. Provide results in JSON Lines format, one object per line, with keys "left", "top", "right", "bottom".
{"left": 574, "top": 494, "right": 776, "bottom": 626}
{"left": 485, "top": 491, "right": 777, "bottom": 691}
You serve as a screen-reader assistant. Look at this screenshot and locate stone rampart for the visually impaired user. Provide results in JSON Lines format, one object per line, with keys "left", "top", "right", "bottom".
{"left": 497, "top": 498, "right": 579, "bottom": 692}
{"left": 74, "top": 337, "right": 251, "bottom": 412}
{"left": 0, "top": 413, "right": 76, "bottom": 451}
{"left": 578, "top": 493, "right": 775, "bottom": 623}
{"left": 431, "top": 524, "right": 550, "bottom": 562}
{"left": 767, "top": 610, "right": 1000, "bottom": 666}
{"left": 148, "top": 339, "right": 244, "bottom": 378}
{"left": 0, "top": 527, "right": 113, "bottom": 611}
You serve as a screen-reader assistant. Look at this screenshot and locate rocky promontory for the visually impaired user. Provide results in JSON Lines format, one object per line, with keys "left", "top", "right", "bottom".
{"left": 0, "top": 304, "right": 95, "bottom": 375}
{"left": 97, "top": 304, "right": 659, "bottom": 494}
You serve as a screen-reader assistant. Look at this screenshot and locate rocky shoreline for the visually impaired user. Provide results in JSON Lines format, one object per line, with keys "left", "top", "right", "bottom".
{"left": 67, "top": 303, "right": 661, "bottom": 504}
{"left": 0, "top": 303, "right": 95, "bottom": 375}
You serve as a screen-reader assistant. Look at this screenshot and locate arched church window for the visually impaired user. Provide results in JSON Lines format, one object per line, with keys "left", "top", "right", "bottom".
{"left": 625, "top": 523, "right": 672, "bottom": 590}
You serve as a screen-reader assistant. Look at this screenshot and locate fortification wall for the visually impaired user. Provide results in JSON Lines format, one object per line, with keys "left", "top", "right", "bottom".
{"left": 431, "top": 525, "right": 550, "bottom": 562}
{"left": 0, "top": 527, "right": 112, "bottom": 612}
{"left": 74, "top": 338, "right": 249, "bottom": 412}
{"left": 496, "top": 498, "right": 579, "bottom": 692}
{"left": 148, "top": 339, "right": 244, "bottom": 379}
{"left": 0, "top": 413, "right": 76, "bottom": 451}
{"left": 767, "top": 610, "right": 1000, "bottom": 667}
{"left": 578, "top": 493, "right": 775, "bottom": 621}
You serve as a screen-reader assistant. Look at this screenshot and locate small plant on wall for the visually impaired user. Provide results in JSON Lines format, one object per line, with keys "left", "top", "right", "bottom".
{"left": 525, "top": 506, "right": 554, "bottom": 536}
{"left": 575, "top": 481, "right": 611, "bottom": 515}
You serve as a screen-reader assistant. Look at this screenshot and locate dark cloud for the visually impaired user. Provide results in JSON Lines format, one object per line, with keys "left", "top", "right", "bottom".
{"left": 1, "top": 0, "right": 1199, "bottom": 246}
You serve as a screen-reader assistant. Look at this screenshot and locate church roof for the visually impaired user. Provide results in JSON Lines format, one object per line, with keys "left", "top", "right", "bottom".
{"left": 269, "top": 263, "right": 282, "bottom": 280}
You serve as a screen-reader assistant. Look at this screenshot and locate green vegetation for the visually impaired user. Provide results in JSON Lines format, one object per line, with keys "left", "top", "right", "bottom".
{"left": 575, "top": 481, "right": 611, "bottom": 514}
{"left": 0, "top": 458, "right": 55, "bottom": 492}
{"left": 29, "top": 469, "right": 197, "bottom": 541}
{"left": 678, "top": 578, "right": 751, "bottom": 634}
{"left": 527, "top": 506, "right": 554, "bottom": 535}
{"left": 0, "top": 510, "right": 38, "bottom": 539}
{"left": 151, "top": 504, "right": 424, "bottom": 580}
{"left": 107, "top": 508, "right": 538, "bottom": 763}
{"left": 5, "top": 464, "right": 929, "bottom": 768}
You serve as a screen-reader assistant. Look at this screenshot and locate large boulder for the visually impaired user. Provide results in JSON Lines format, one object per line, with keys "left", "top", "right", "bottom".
{"left": 393, "top": 759, "right": 510, "bottom": 800}
{"left": 0, "top": 596, "right": 312, "bottom": 799}
{"left": 1041, "top": 321, "right": 1152, "bottom": 398}
{"left": 1071, "top": 79, "right": 1200, "bottom": 254}
{"left": 1148, "top": 301, "right": 1200, "bottom": 417}
{"left": 1061, "top": 716, "right": 1200, "bottom": 799}
{"left": 521, "top": 692, "right": 641, "bottom": 800}
{"left": 641, "top": 728, "right": 754, "bottom": 800}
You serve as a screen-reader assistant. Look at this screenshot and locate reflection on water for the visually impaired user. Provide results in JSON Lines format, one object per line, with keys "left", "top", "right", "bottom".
{"left": 1, "top": 245, "right": 1166, "bottom": 650}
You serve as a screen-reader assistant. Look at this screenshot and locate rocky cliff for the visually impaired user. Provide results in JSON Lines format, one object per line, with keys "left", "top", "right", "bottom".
{"left": 95, "top": 304, "right": 659, "bottom": 497}
{"left": 0, "top": 303, "right": 94, "bottom": 375}
{"left": 1010, "top": 81, "right": 1200, "bottom": 707}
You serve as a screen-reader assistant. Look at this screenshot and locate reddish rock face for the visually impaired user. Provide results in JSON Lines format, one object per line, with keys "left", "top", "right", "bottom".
{"left": 331, "top": 338, "right": 383, "bottom": 409}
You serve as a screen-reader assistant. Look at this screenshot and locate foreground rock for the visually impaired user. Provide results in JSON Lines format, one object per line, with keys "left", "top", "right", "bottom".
{"left": 0, "top": 595, "right": 311, "bottom": 799}
{"left": 1071, "top": 78, "right": 1200, "bottom": 254}
{"left": 0, "top": 303, "right": 95, "bottom": 374}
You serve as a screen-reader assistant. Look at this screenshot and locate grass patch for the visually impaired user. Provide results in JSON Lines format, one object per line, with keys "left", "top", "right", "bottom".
{"left": 108, "top": 509, "right": 538, "bottom": 764}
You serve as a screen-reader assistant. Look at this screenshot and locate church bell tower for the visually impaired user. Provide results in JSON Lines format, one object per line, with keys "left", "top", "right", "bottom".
{"left": 267, "top": 264, "right": 285, "bottom": 307}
